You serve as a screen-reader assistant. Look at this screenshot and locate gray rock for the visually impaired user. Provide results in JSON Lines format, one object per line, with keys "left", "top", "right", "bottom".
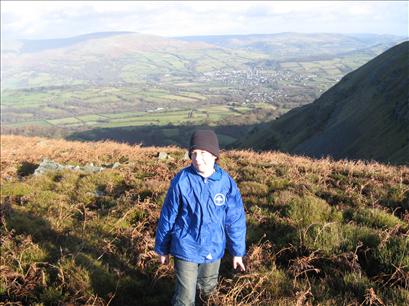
{"left": 112, "top": 162, "right": 121, "bottom": 169}
{"left": 183, "top": 151, "right": 190, "bottom": 160}
{"left": 83, "top": 163, "right": 105, "bottom": 173}
{"left": 34, "top": 159, "right": 105, "bottom": 175}
{"left": 158, "top": 152, "right": 168, "bottom": 160}
{"left": 34, "top": 159, "right": 65, "bottom": 175}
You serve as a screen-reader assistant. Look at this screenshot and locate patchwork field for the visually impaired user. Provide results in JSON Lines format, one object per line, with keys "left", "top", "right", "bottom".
{"left": 2, "top": 37, "right": 400, "bottom": 134}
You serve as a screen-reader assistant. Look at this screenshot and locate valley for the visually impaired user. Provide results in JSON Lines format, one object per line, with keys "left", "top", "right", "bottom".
{"left": 1, "top": 32, "right": 404, "bottom": 136}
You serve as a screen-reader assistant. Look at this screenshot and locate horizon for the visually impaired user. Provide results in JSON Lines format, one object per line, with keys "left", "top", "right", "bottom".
{"left": 2, "top": 1, "right": 408, "bottom": 41}
{"left": 13, "top": 30, "right": 408, "bottom": 43}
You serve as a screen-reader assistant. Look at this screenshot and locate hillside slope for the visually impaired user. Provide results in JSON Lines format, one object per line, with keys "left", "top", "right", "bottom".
{"left": 2, "top": 32, "right": 403, "bottom": 90}
{"left": 2, "top": 32, "right": 405, "bottom": 137}
{"left": 237, "top": 41, "right": 409, "bottom": 165}
{"left": 1, "top": 135, "right": 408, "bottom": 305}
{"left": 1, "top": 32, "right": 220, "bottom": 89}
{"left": 178, "top": 32, "right": 404, "bottom": 58}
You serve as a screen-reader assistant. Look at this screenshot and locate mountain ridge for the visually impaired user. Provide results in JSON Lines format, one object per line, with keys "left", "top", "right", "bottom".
{"left": 235, "top": 41, "right": 409, "bottom": 165}
{"left": 19, "top": 31, "right": 136, "bottom": 53}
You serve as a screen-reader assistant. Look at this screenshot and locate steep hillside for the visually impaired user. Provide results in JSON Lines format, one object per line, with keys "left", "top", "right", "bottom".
{"left": 1, "top": 135, "right": 408, "bottom": 305}
{"left": 237, "top": 41, "right": 409, "bottom": 165}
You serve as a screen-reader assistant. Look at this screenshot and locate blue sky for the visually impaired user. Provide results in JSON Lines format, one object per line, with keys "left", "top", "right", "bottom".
{"left": 2, "top": 1, "right": 408, "bottom": 40}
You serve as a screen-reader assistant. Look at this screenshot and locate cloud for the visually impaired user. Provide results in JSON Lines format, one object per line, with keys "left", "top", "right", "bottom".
{"left": 1, "top": 1, "right": 407, "bottom": 40}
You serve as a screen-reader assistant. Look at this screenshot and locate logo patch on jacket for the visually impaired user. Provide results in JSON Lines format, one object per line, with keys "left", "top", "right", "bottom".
{"left": 214, "top": 193, "right": 226, "bottom": 206}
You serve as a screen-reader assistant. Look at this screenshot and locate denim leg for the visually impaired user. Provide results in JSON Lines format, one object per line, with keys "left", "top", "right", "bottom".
{"left": 173, "top": 258, "right": 198, "bottom": 306}
{"left": 197, "top": 259, "right": 221, "bottom": 296}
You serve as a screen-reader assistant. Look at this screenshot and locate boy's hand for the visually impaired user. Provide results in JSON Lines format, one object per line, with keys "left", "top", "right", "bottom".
{"left": 233, "top": 256, "right": 245, "bottom": 271}
{"left": 160, "top": 254, "right": 170, "bottom": 265}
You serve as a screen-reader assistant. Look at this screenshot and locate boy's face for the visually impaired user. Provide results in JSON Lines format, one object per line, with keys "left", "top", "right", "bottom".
{"left": 191, "top": 149, "right": 217, "bottom": 174}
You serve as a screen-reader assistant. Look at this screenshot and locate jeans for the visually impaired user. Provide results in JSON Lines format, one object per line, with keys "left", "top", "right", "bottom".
{"left": 172, "top": 258, "right": 221, "bottom": 306}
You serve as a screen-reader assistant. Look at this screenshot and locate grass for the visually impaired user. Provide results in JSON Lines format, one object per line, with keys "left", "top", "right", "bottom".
{"left": 77, "top": 114, "right": 108, "bottom": 121}
{"left": 5, "top": 104, "right": 270, "bottom": 129}
{"left": 2, "top": 44, "right": 383, "bottom": 132}
{"left": 1, "top": 135, "right": 408, "bottom": 305}
{"left": 47, "top": 117, "right": 82, "bottom": 125}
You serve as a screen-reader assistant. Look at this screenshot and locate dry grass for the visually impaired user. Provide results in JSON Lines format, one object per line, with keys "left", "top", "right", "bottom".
{"left": 1, "top": 135, "right": 408, "bottom": 305}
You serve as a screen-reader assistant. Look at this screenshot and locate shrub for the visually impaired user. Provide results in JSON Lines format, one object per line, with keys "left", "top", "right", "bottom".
{"left": 1, "top": 182, "right": 32, "bottom": 198}
{"left": 342, "top": 272, "right": 375, "bottom": 301}
{"left": 240, "top": 165, "right": 265, "bottom": 181}
{"left": 373, "top": 236, "right": 409, "bottom": 274}
{"left": 381, "top": 185, "right": 409, "bottom": 213}
{"left": 381, "top": 287, "right": 409, "bottom": 305}
{"left": 272, "top": 190, "right": 297, "bottom": 207}
{"left": 128, "top": 207, "right": 147, "bottom": 225}
{"left": 5, "top": 208, "right": 52, "bottom": 242}
{"left": 287, "top": 195, "right": 334, "bottom": 228}
{"left": 75, "top": 253, "right": 117, "bottom": 298}
{"left": 304, "top": 222, "right": 343, "bottom": 254}
{"left": 39, "top": 287, "right": 67, "bottom": 304}
{"left": 239, "top": 181, "right": 269, "bottom": 196}
{"left": 344, "top": 207, "right": 406, "bottom": 230}
{"left": 341, "top": 224, "right": 380, "bottom": 251}
{"left": 265, "top": 267, "right": 293, "bottom": 299}
{"left": 56, "top": 256, "right": 94, "bottom": 300}
{"left": 1, "top": 234, "right": 47, "bottom": 272}
{"left": 268, "top": 178, "right": 291, "bottom": 191}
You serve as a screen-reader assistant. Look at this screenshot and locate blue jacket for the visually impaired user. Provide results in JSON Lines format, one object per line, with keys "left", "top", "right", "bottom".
{"left": 155, "top": 164, "right": 246, "bottom": 263}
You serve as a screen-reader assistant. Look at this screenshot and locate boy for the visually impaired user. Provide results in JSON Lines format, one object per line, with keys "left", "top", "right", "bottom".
{"left": 155, "top": 129, "right": 246, "bottom": 305}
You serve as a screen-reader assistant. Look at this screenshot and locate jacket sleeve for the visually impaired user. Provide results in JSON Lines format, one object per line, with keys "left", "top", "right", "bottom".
{"left": 225, "top": 179, "right": 246, "bottom": 257}
{"left": 154, "top": 180, "right": 180, "bottom": 255}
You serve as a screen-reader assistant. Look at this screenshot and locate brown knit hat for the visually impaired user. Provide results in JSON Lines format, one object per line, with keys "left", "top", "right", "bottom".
{"left": 189, "top": 129, "right": 220, "bottom": 158}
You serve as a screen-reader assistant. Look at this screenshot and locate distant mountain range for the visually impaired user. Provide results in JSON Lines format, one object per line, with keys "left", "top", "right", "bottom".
{"left": 2, "top": 32, "right": 404, "bottom": 89}
{"left": 4, "top": 31, "right": 403, "bottom": 55}
{"left": 235, "top": 41, "right": 409, "bottom": 165}
{"left": 19, "top": 32, "right": 135, "bottom": 53}
{"left": 178, "top": 32, "right": 404, "bottom": 57}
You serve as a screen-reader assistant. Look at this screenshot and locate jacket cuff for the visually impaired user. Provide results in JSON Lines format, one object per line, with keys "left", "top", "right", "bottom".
{"left": 154, "top": 246, "right": 168, "bottom": 256}
{"left": 232, "top": 251, "right": 246, "bottom": 257}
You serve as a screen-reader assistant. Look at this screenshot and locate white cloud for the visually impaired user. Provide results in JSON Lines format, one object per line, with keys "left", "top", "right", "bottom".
{"left": 1, "top": 1, "right": 407, "bottom": 39}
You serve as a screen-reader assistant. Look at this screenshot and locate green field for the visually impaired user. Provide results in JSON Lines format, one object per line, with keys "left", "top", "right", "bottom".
{"left": 47, "top": 117, "right": 82, "bottom": 126}
{"left": 2, "top": 39, "right": 397, "bottom": 135}
{"left": 3, "top": 103, "right": 275, "bottom": 129}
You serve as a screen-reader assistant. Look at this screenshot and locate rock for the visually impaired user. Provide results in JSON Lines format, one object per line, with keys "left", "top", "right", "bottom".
{"left": 83, "top": 163, "right": 104, "bottom": 173}
{"left": 112, "top": 162, "right": 121, "bottom": 169}
{"left": 34, "top": 159, "right": 65, "bottom": 175}
{"left": 158, "top": 152, "right": 168, "bottom": 160}
{"left": 183, "top": 151, "right": 190, "bottom": 160}
{"left": 34, "top": 159, "right": 105, "bottom": 175}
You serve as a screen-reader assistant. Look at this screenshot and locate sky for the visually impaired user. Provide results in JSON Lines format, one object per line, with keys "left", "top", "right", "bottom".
{"left": 1, "top": 1, "right": 408, "bottom": 40}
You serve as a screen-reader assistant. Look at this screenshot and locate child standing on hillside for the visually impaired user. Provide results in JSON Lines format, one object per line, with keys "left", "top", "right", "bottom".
{"left": 155, "top": 129, "right": 246, "bottom": 305}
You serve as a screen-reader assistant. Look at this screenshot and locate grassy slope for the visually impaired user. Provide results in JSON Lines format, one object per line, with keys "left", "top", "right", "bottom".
{"left": 1, "top": 135, "right": 408, "bottom": 305}
{"left": 237, "top": 41, "right": 409, "bottom": 165}
{"left": 1, "top": 33, "right": 260, "bottom": 89}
